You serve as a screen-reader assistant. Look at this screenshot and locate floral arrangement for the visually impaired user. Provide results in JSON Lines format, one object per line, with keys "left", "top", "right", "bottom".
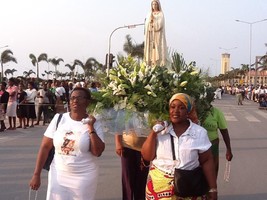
{"left": 89, "top": 53, "right": 212, "bottom": 134}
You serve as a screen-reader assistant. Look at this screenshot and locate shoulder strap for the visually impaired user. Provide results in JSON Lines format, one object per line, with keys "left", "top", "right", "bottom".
{"left": 170, "top": 135, "right": 176, "bottom": 160}
{"left": 56, "top": 114, "right": 63, "bottom": 130}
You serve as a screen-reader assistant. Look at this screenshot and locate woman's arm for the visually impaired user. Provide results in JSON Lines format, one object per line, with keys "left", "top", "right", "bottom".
{"left": 141, "top": 130, "right": 157, "bottom": 161}
{"left": 220, "top": 128, "right": 233, "bottom": 161}
{"left": 87, "top": 117, "right": 105, "bottom": 157}
{"left": 115, "top": 134, "right": 123, "bottom": 157}
{"left": 199, "top": 149, "right": 218, "bottom": 200}
{"left": 29, "top": 136, "right": 53, "bottom": 190}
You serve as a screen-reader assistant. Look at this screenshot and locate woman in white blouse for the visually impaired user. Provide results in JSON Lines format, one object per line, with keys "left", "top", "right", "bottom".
{"left": 141, "top": 93, "right": 217, "bottom": 200}
{"left": 25, "top": 81, "right": 37, "bottom": 127}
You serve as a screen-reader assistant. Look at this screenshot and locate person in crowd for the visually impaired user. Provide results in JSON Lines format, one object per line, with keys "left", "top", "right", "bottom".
{"left": 144, "top": 0, "right": 167, "bottom": 67}
{"left": 25, "top": 81, "right": 37, "bottom": 127}
{"left": 141, "top": 93, "right": 217, "bottom": 200}
{"left": 6, "top": 78, "right": 18, "bottom": 130}
{"left": 96, "top": 82, "right": 102, "bottom": 91}
{"left": 75, "top": 82, "right": 82, "bottom": 88}
{"left": 68, "top": 82, "right": 74, "bottom": 97}
{"left": 55, "top": 80, "right": 67, "bottom": 113}
{"left": 0, "top": 82, "right": 9, "bottom": 131}
{"left": 202, "top": 90, "right": 233, "bottom": 178}
{"left": 115, "top": 124, "right": 149, "bottom": 200}
{"left": 89, "top": 82, "right": 98, "bottom": 92}
{"left": 29, "top": 87, "right": 105, "bottom": 200}
{"left": 35, "top": 82, "right": 50, "bottom": 126}
{"left": 236, "top": 85, "right": 243, "bottom": 105}
{"left": 61, "top": 81, "right": 70, "bottom": 104}
{"left": 214, "top": 86, "right": 222, "bottom": 100}
{"left": 16, "top": 83, "right": 27, "bottom": 129}
{"left": 46, "top": 80, "right": 56, "bottom": 122}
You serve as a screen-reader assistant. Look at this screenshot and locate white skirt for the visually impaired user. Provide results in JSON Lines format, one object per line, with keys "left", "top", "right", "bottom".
{"left": 6, "top": 101, "right": 17, "bottom": 117}
{"left": 46, "top": 165, "right": 99, "bottom": 200}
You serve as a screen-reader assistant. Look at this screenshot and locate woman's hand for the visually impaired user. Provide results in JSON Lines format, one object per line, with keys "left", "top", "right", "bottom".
{"left": 226, "top": 149, "right": 233, "bottom": 161}
{"left": 29, "top": 174, "right": 41, "bottom": 191}
{"left": 208, "top": 191, "right": 218, "bottom": 200}
{"left": 115, "top": 143, "right": 124, "bottom": 157}
{"left": 85, "top": 115, "right": 96, "bottom": 132}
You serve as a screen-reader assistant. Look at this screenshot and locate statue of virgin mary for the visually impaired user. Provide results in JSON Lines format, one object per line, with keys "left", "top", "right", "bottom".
{"left": 144, "top": 0, "right": 167, "bottom": 67}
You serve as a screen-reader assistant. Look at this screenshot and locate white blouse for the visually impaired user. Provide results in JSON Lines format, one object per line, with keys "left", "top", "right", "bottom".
{"left": 152, "top": 120, "right": 211, "bottom": 174}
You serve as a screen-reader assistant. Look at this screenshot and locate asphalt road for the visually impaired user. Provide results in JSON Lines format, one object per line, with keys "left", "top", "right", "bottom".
{"left": 0, "top": 94, "right": 267, "bottom": 200}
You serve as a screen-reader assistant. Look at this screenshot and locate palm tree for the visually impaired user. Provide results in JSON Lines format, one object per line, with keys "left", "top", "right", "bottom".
{"left": 259, "top": 56, "right": 267, "bottom": 68}
{"left": 65, "top": 62, "right": 77, "bottom": 81}
{"left": 4, "top": 68, "right": 17, "bottom": 77}
{"left": 84, "top": 58, "right": 102, "bottom": 80}
{"left": 123, "top": 34, "right": 144, "bottom": 60}
{"left": 44, "top": 70, "right": 53, "bottom": 80}
{"left": 29, "top": 53, "right": 48, "bottom": 82}
{"left": 49, "top": 57, "right": 64, "bottom": 78}
{"left": 0, "top": 49, "right": 17, "bottom": 81}
{"left": 23, "top": 70, "right": 36, "bottom": 78}
{"left": 73, "top": 59, "right": 84, "bottom": 80}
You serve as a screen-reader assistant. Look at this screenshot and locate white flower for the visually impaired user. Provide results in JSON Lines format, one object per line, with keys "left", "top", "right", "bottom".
{"left": 180, "top": 81, "right": 188, "bottom": 87}
{"left": 190, "top": 70, "right": 199, "bottom": 76}
{"left": 144, "top": 84, "right": 152, "bottom": 91}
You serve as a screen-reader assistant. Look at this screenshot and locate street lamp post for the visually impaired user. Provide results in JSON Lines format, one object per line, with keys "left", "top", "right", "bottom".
{"left": 235, "top": 19, "right": 267, "bottom": 86}
{"left": 107, "top": 23, "right": 144, "bottom": 77}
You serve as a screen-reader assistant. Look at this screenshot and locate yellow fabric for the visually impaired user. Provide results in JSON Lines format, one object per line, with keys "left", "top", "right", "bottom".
{"left": 146, "top": 166, "right": 176, "bottom": 200}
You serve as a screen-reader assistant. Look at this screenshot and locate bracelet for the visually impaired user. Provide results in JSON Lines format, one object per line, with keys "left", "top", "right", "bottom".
{"left": 89, "top": 131, "right": 96, "bottom": 136}
{"left": 209, "top": 188, "right": 218, "bottom": 193}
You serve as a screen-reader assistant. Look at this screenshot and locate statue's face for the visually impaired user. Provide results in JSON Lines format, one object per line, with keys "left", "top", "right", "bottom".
{"left": 152, "top": 1, "right": 159, "bottom": 11}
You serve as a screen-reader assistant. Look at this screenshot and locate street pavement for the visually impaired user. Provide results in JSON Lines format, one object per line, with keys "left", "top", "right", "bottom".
{"left": 0, "top": 94, "right": 267, "bottom": 200}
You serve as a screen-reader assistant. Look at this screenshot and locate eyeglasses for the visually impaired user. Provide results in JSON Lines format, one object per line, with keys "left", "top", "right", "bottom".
{"left": 69, "top": 96, "right": 87, "bottom": 101}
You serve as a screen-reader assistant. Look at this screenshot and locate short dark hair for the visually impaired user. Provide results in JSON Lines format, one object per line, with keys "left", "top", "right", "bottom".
{"left": 1, "top": 82, "right": 7, "bottom": 87}
{"left": 28, "top": 81, "right": 35, "bottom": 87}
{"left": 8, "top": 78, "right": 16, "bottom": 83}
{"left": 71, "top": 87, "right": 91, "bottom": 100}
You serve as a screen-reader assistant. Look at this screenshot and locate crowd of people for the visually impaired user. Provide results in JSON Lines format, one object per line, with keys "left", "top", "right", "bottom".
{"left": 0, "top": 77, "right": 100, "bottom": 132}
{"left": 215, "top": 84, "right": 267, "bottom": 107}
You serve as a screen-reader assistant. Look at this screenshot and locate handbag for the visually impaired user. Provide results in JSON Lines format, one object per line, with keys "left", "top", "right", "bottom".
{"left": 28, "top": 189, "right": 38, "bottom": 200}
{"left": 170, "top": 135, "right": 209, "bottom": 197}
{"left": 43, "top": 114, "right": 63, "bottom": 171}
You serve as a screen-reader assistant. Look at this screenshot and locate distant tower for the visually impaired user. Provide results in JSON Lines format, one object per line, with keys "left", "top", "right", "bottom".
{"left": 221, "top": 53, "right": 230, "bottom": 74}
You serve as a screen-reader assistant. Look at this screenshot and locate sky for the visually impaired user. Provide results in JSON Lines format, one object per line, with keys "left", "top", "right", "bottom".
{"left": 1, "top": 0, "right": 267, "bottom": 78}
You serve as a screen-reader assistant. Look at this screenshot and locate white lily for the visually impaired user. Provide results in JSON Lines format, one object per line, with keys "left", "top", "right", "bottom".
{"left": 180, "top": 81, "right": 188, "bottom": 87}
